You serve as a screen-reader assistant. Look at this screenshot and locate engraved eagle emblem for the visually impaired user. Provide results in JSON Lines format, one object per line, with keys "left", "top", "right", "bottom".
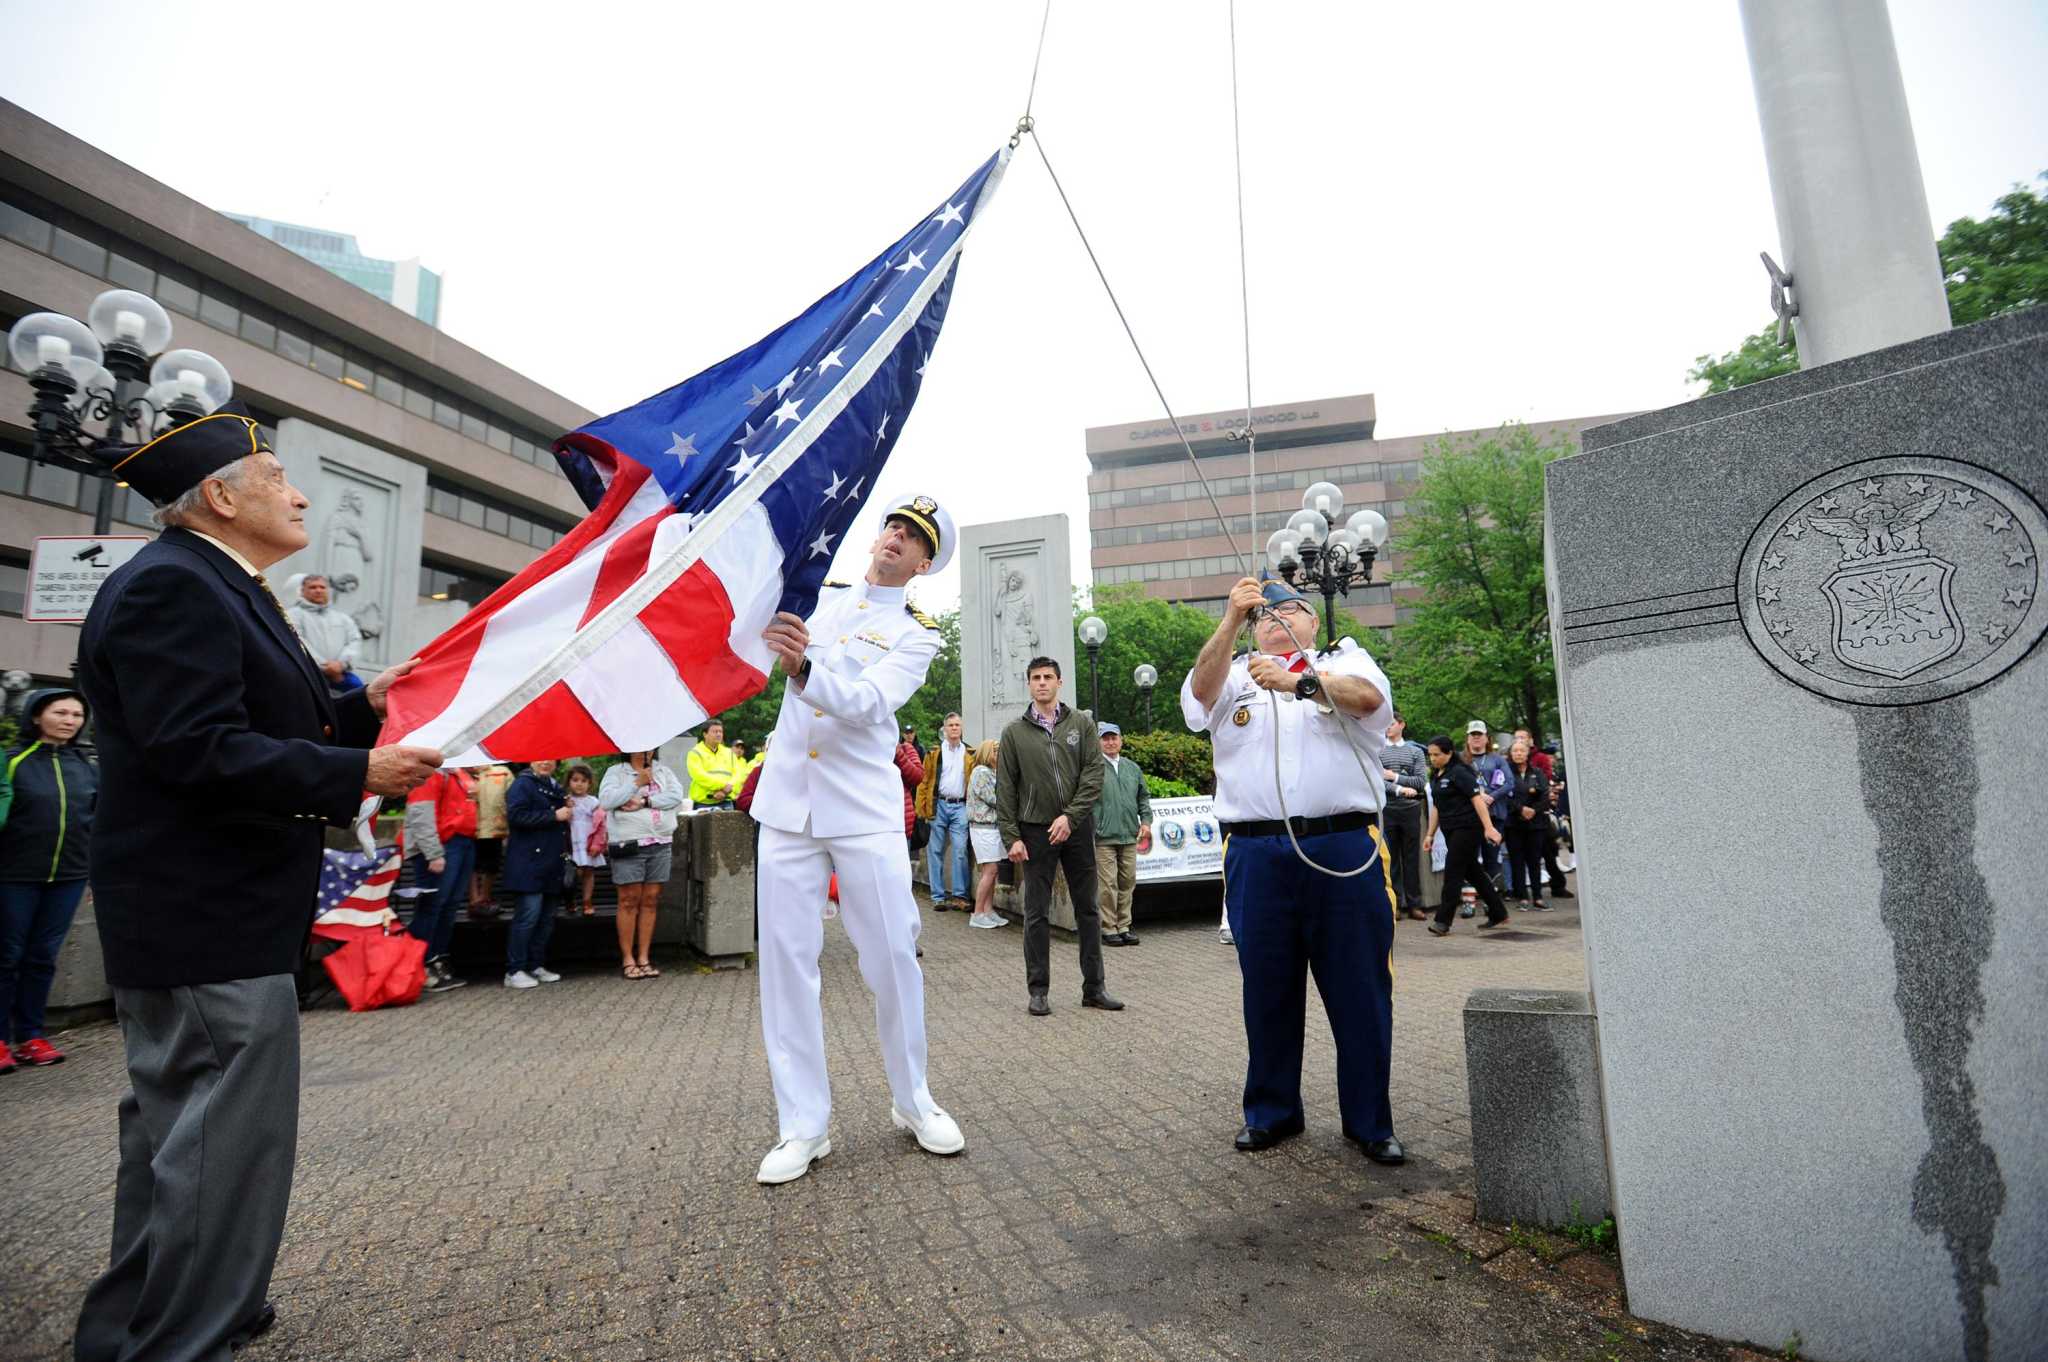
{"left": 1807, "top": 492, "right": 1946, "bottom": 561}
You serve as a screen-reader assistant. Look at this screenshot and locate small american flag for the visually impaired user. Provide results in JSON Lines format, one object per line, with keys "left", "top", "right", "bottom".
{"left": 315, "top": 848, "right": 403, "bottom": 932}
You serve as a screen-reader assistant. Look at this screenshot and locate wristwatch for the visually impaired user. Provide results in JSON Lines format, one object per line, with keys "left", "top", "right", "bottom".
{"left": 797, "top": 658, "right": 813, "bottom": 687}
{"left": 1293, "top": 673, "right": 1322, "bottom": 701}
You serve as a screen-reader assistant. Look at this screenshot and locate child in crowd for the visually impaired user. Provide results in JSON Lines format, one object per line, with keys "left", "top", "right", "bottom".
{"left": 565, "top": 764, "right": 605, "bottom": 916}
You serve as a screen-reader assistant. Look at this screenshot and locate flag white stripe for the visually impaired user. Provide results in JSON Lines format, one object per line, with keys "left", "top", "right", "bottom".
{"left": 692, "top": 503, "right": 784, "bottom": 681}
{"left": 424, "top": 148, "right": 1009, "bottom": 762}
{"left": 565, "top": 620, "right": 708, "bottom": 750}
{"left": 404, "top": 474, "right": 673, "bottom": 759}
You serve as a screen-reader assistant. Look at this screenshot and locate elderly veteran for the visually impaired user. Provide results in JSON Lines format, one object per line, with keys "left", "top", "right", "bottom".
{"left": 72, "top": 402, "right": 442, "bottom": 1362}
{"left": 1181, "top": 574, "right": 1407, "bottom": 1166}
{"left": 1089, "top": 721, "right": 1152, "bottom": 947}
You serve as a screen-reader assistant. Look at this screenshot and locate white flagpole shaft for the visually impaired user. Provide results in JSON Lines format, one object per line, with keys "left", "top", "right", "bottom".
{"left": 1739, "top": 0, "right": 1951, "bottom": 368}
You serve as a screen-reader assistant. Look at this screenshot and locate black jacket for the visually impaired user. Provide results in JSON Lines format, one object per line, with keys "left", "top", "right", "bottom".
{"left": 76, "top": 529, "right": 380, "bottom": 989}
{"left": 0, "top": 740, "right": 98, "bottom": 882}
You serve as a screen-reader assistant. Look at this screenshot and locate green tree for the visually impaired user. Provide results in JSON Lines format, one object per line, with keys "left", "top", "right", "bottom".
{"left": 707, "top": 607, "right": 963, "bottom": 751}
{"left": 1690, "top": 172, "right": 2046, "bottom": 394}
{"left": 1383, "top": 423, "right": 1566, "bottom": 743}
{"left": 1068, "top": 585, "right": 1228, "bottom": 735}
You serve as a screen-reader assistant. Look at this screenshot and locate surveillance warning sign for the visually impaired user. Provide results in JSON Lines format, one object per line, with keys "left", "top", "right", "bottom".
{"left": 26, "top": 536, "right": 151, "bottom": 623}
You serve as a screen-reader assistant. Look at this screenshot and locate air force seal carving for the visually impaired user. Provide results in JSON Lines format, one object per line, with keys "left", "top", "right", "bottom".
{"left": 1738, "top": 457, "right": 2044, "bottom": 706}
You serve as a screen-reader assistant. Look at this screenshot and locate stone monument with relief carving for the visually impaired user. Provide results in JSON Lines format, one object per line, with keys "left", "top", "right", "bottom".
{"left": 959, "top": 515, "right": 1080, "bottom": 927}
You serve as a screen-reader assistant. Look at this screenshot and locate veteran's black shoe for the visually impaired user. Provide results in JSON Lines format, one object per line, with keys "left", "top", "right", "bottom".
{"left": 1120, "top": 931, "right": 1141, "bottom": 946}
{"left": 1234, "top": 1119, "right": 1304, "bottom": 1152}
{"left": 230, "top": 1301, "right": 277, "bottom": 1350}
{"left": 1360, "top": 1136, "right": 1407, "bottom": 1165}
{"left": 1102, "top": 933, "right": 1130, "bottom": 947}
{"left": 1081, "top": 990, "right": 1125, "bottom": 1011}
{"left": 1027, "top": 991, "right": 1050, "bottom": 1017}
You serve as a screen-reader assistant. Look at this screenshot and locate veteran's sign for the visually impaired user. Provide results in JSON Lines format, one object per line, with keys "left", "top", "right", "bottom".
{"left": 1135, "top": 795, "right": 1224, "bottom": 883}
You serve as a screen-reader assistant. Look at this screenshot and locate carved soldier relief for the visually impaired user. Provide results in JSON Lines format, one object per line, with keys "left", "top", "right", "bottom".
{"left": 1739, "top": 457, "right": 2044, "bottom": 705}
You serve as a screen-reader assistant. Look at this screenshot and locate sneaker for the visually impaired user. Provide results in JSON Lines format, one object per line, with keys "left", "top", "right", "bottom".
{"left": 16, "top": 1037, "right": 63, "bottom": 1066}
{"left": 504, "top": 970, "right": 539, "bottom": 989}
{"left": 530, "top": 967, "right": 562, "bottom": 983}
{"left": 426, "top": 962, "right": 467, "bottom": 993}
{"left": 757, "top": 1135, "right": 831, "bottom": 1185}
{"left": 1459, "top": 903, "right": 1476, "bottom": 919}
{"left": 891, "top": 1104, "right": 966, "bottom": 1155}
{"left": 0, "top": 1041, "right": 15, "bottom": 1075}
{"left": 967, "top": 912, "right": 1004, "bottom": 929}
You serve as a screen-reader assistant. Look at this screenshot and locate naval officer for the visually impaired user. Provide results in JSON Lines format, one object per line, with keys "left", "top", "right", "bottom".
{"left": 750, "top": 495, "right": 966, "bottom": 1184}
{"left": 1181, "top": 574, "right": 1407, "bottom": 1164}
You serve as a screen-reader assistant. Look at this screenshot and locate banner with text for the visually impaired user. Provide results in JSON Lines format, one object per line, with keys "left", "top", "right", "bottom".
{"left": 1135, "top": 795, "right": 1224, "bottom": 882}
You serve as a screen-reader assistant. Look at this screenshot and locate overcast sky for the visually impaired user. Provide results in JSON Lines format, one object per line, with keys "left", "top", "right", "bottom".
{"left": 5, "top": 1, "right": 2044, "bottom": 611}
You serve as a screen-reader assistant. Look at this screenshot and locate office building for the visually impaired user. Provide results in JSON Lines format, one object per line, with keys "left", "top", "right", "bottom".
{"left": 1086, "top": 394, "right": 1631, "bottom": 627}
{"left": 224, "top": 214, "right": 443, "bottom": 326}
{"left": 0, "top": 99, "right": 592, "bottom": 683}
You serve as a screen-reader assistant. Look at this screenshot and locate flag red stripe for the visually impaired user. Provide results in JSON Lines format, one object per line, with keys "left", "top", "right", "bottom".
{"left": 645, "top": 560, "right": 769, "bottom": 718}
{"left": 480, "top": 679, "right": 616, "bottom": 757}
{"left": 578, "top": 505, "right": 673, "bottom": 628}
{"left": 378, "top": 446, "right": 652, "bottom": 746}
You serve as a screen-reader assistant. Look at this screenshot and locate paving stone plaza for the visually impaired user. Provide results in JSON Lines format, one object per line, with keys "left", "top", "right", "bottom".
{"left": 5, "top": 889, "right": 1750, "bottom": 1362}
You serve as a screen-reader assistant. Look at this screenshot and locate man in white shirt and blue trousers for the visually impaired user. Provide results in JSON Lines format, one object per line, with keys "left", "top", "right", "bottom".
{"left": 1181, "top": 575, "right": 1407, "bottom": 1165}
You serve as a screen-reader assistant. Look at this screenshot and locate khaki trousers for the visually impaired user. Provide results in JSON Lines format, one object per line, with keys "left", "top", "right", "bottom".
{"left": 1094, "top": 840, "right": 1138, "bottom": 935}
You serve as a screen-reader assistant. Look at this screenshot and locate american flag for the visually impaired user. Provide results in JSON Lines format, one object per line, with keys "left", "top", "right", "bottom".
{"left": 314, "top": 848, "right": 403, "bottom": 933}
{"left": 377, "top": 148, "right": 1009, "bottom": 766}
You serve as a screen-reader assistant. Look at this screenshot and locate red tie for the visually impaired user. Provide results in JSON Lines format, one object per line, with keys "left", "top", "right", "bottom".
{"left": 1286, "top": 654, "right": 1308, "bottom": 674}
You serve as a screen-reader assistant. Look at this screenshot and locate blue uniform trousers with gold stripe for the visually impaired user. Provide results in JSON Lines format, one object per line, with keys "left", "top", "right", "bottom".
{"left": 1222, "top": 824, "right": 1397, "bottom": 1142}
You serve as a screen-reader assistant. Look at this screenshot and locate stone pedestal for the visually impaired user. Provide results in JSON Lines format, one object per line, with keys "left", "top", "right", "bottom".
{"left": 958, "top": 516, "right": 1076, "bottom": 745}
{"left": 1547, "top": 309, "right": 2046, "bottom": 1361}
{"left": 1463, "top": 988, "right": 1609, "bottom": 1229}
{"left": 664, "top": 811, "right": 754, "bottom": 964}
{"left": 269, "top": 419, "right": 427, "bottom": 674}
{"left": 47, "top": 892, "right": 110, "bottom": 1020}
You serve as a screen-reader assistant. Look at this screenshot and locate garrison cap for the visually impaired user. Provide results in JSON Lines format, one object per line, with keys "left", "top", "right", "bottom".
{"left": 1256, "top": 572, "right": 1313, "bottom": 611}
{"left": 109, "top": 400, "right": 273, "bottom": 507}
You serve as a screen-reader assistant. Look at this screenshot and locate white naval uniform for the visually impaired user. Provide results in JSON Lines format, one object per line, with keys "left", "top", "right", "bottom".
{"left": 1179, "top": 637, "right": 1393, "bottom": 823}
{"left": 751, "top": 578, "right": 943, "bottom": 1142}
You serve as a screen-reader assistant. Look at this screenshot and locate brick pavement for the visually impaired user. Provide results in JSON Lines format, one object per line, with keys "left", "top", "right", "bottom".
{"left": 1, "top": 889, "right": 1723, "bottom": 1362}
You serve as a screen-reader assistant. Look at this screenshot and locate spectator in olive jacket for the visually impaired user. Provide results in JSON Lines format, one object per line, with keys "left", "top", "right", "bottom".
{"left": 996, "top": 657, "right": 1121, "bottom": 1017}
{"left": 1089, "top": 722, "right": 1152, "bottom": 948}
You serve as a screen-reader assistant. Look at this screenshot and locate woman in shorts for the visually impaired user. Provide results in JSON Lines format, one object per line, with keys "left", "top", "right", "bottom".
{"left": 599, "top": 751, "right": 685, "bottom": 978}
{"left": 963, "top": 739, "right": 1007, "bottom": 929}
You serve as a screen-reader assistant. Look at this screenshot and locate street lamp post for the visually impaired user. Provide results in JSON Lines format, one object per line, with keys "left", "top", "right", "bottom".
{"left": 8, "top": 290, "right": 234, "bottom": 534}
{"left": 1078, "top": 614, "right": 1107, "bottom": 719}
{"left": 1132, "top": 663, "right": 1157, "bottom": 733}
{"left": 1263, "top": 481, "right": 1390, "bottom": 652}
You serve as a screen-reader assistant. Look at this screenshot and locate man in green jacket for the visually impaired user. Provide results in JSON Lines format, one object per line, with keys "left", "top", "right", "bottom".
{"left": 1090, "top": 722, "right": 1152, "bottom": 947}
{"left": 996, "top": 656, "right": 1124, "bottom": 1017}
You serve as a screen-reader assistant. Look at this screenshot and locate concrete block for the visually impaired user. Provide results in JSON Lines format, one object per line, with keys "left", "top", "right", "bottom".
{"left": 1463, "top": 988, "right": 1609, "bottom": 1230}
{"left": 675, "top": 811, "right": 754, "bottom": 961}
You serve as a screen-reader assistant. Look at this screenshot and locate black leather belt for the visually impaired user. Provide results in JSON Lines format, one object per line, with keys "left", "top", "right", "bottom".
{"left": 1221, "top": 811, "right": 1373, "bottom": 840}
{"left": 938, "top": 797, "right": 965, "bottom": 804}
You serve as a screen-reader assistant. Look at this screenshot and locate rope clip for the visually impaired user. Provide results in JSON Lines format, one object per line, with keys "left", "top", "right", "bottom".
{"left": 1009, "top": 113, "right": 1036, "bottom": 149}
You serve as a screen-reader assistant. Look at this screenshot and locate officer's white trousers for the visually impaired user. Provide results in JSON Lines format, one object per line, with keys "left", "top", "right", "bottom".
{"left": 757, "top": 822, "right": 935, "bottom": 1142}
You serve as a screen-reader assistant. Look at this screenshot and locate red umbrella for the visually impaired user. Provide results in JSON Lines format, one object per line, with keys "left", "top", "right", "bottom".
{"left": 314, "top": 849, "right": 428, "bottom": 1011}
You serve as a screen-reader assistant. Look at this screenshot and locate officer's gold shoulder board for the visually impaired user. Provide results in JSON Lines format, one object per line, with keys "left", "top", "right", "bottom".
{"left": 823, "top": 580, "right": 851, "bottom": 589}
{"left": 907, "top": 604, "right": 939, "bottom": 630}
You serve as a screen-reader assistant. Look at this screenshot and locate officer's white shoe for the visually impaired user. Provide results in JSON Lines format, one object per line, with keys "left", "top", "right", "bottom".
{"left": 891, "top": 1105, "right": 966, "bottom": 1155}
{"left": 757, "top": 1135, "right": 831, "bottom": 1185}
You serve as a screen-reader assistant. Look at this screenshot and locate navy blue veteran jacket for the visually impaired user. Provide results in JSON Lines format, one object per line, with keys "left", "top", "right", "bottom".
{"left": 76, "top": 528, "right": 381, "bottom": 989}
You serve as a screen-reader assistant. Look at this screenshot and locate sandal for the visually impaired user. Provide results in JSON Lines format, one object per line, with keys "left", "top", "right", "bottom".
{"left": 638, "top": 963, "right": 661, "bottom": 978}
{"left": 623, "top": 964, "right": 646, "bottom": 980}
